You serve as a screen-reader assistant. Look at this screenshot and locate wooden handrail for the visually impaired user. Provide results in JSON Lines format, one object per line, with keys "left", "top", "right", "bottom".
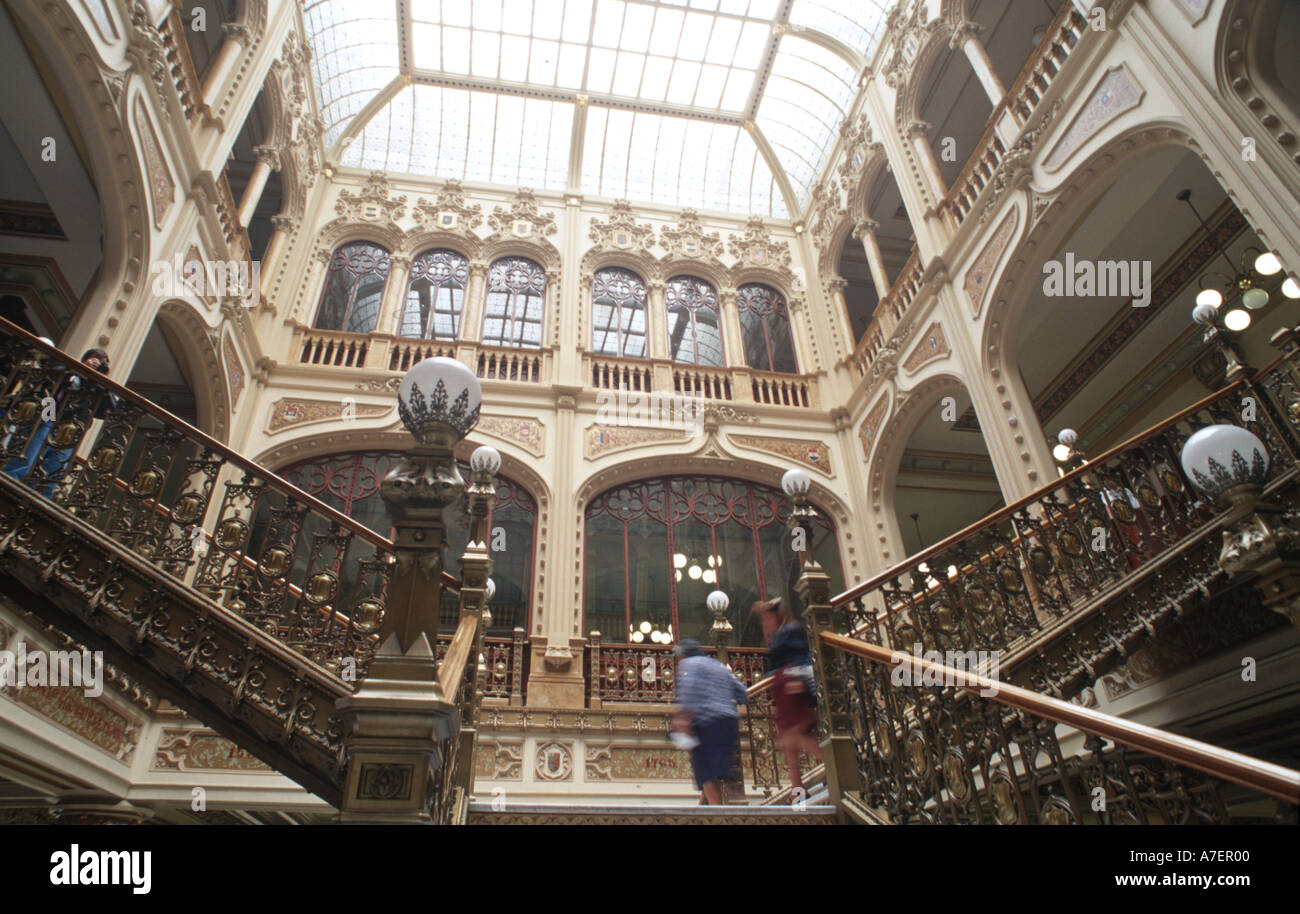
{"left": 1003, "top": 1, "right": 1078, "bottom": 115}
{"left": 820, "top": 631, "right": 1300, "bottom": 805}
{"left": 438, "top": 612, "right": 479, "bottom": 698}
{"left": 832, "top": 375, "right": 1249, "bottom": 606}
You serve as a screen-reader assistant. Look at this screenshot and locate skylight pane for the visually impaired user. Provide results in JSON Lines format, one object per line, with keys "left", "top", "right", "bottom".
{"left": 562, "top": 0, "right": 594, "bottom": 42}
{"left": 472, "top": 30, "right": 501, "bottom": 78}
{"left": 695, "top": 64, "right": 728, "bottom": 109}
{"left": 533, "top": 0, "right": 565, "bottom": 39}
{"left": 411, "top": 23, "right": 441, "bottom": 70}
{"left": 500, "top": 0, "right": 530, "bottom": 34}
{"left": 474, "top": 0, "right": 504, "bottom": 30}
{"left": 443, "top": 27, "right": 471, "bottom": 73}
{"left": 677, "top": 12, "right": 713, "bottom": 61}
{"left": 501, "top": 35, "right": 530, "bottom": 81}
{"left": 557, "top": 43, "right": 587, "bottom": 88}
{"left": 530, "top": 38, "right": 560, "bottom": 83}
{"left": 733, "top": 22, "right": 769, "bottom": 68}
{"left": 649, "top": 8, "right": 685, "bottom": 56}
{"left": 621, "top": 4, "right": 654, "bottom": 53}
{"left": 666, "top": 61, "right": 701, "bottom": 105}
{"left": 721, "top": 69, "right": 752, "bottom": 109}
{"left": 613, "top": 51, "right": 646, "bottom": 96}
{"left": 592, "top": 0, "right": 625, "bottom": 47}
{"left": 409, "top": 0, "right": 440, "bottom": 23}
{"left": 704, "top": 18, "right": 741, "bottom": 65}
{"left": 641, "top": 56, "right": 674, "bottom": 100}
{"left": 587, "top": 48, "right": 617, "bottom": 92}
{"left": 302, "top": 0, "right": 399, "bottom": 148}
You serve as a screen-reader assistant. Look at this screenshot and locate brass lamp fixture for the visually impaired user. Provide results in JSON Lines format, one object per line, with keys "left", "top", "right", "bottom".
{"left": 1180, "top": 424, "right": 1300, "bottom": 633}
{"left": 707, "top": 589, "right": 732, "bottom": 665}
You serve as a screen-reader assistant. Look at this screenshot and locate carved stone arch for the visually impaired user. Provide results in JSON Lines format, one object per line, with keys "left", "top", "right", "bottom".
{"left": 311, "top": 222, "right": 405, "bottom": 261}
{"left": 818, "top": 216, "right": 858, "bottom": 277}
{"left": 235, "top": 0, "right": 269, "bottom": 38}
{"left": 727, "top": 266, "right": 797, "bottom": 301}
{"left": 581, "top": 250, "right": 659, "bottom": 285}
{"left": 980, "top": 123, "right": 1206, "bottom": 378}
{"left": 6, "top": 3, "right": 151, "bottom": 353}
{"left": 892, "top": 21, "right": 954, "bottom": 130}
{"left": 481, "top": 237, "right": 562, "bottom": 273}
{"left": 402, "top": 233, "right": 483, "bottom": 263}
{"left": 1216, "top": 0, "right": 1300, "bottom": 188}
{"left": 852, "top": 148, "right": 893, "bottom": 223}
{"left": 154, "top": 300, "right": 228, "bottom": 443}
{"left": 664, "top": 259, "right": 730, "bottom": 294}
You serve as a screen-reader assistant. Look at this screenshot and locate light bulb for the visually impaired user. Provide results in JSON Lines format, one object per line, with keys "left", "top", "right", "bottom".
{"left": 946, "top": 565, "right": 958, "bottom": 579}
{"left": 917, "top": 562, "right": 930, "bottom": 574}
{"left": 1195, "top": 288, "right": 1223, "bottom": 308}
{"left": 702, "top": 569, "right": 716, "bottom": 584}
{"left": 688, "top": 565, "right": 702, "bottom": 580}
{"left": 640, "top": 621, "right": 651, "bottom": 634}
{"left": 1254, "top": 252, "right": 1282, "bottom": 275}
{"left": 1223, "top": 308, "right": 1251, "bottom": 331}
{"left": 1282, "top": 278, "right": 1300, "bottom": 299}
{"left": 632, "top": 631, "right": 644, "bottom": 643}
{"left": 675, "top": 570, "right": 682, "bottom": 582}
{"left": 673, "top": 553, "right": 686, "bottom": 568}
{"left": 1053, "top": 443, "right": 1073, "bottom": 462}
{"left": 1192, "top": 302, "right": 1219, "bottom": 325}
{"left": 707, "top": 555, "right": 715, "bottom": 567}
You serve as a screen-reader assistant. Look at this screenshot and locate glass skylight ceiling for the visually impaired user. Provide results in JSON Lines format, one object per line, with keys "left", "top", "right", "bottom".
{"left": 301, "top": 0, "right": 889, "bottom": 216}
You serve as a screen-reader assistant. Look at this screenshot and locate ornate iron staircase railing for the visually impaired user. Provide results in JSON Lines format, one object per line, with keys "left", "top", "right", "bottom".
{"left": 0, "top": 320, "right": 472, "bottom": 814}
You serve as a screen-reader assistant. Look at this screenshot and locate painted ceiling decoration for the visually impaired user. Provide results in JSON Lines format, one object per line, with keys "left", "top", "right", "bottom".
{"left": 302, "top": 0, "right": 889, "bottom": 217}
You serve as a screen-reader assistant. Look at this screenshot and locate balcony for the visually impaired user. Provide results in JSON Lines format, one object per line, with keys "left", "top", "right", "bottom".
{"left": 584, "top": 352, "right": 821, "bottom": 409}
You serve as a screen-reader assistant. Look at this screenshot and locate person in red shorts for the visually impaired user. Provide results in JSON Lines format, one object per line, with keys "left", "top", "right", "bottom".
{"left": 755, "top": 597, "right": 824, "bottom": 801}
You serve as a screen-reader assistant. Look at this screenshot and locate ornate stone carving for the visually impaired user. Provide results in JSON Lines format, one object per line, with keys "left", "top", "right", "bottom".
{"left": 881, "top": 0, "right": 944, "bottom": 90}
{"left": 977, "top": 102, "right": 1061, "bottom": 225}
{"left": 474, "top": 415, "right": 544, "bottom": 457}
{"left": 151, "top": 728, "right": 272, "bottom": 772}
{"left": 473, "top": 740, "right": 524, "bottom": 780}
{"left": 859, "top": 395, "right": 889, "bottom": 459}
{"left": 534, "top": 741, "right": 574, "bottom": 781}
{"left": 727, "top": 216, "right": 791, "bottom": 270}
{"left": 589, "top": 199, "right": 655, "bottom": 254}
{"left": 964, "top": 208, "right": 1018, "bottom": 317}
{"left": 488, "top": 188, "right": 558, "bottom": 240}
{"left": 585, "top": 424, "right": 690, "bottom": 459}
{"left": 334, "top": 172, "right": 407, "bottom": 225}
{"left": 659, "top": 209, "right": 724, "bottom": 261}
{"left": 267, "top": 397, "right": 391, "bottom": 432}
{"left": 702, "top": 403, "right": 758, "bottom": 425}
{"left": 222, "top": 334, "right": 244, "bottom": 407}
{"left": 411, "top": 179, "right": 485, "bottom": 233}
{"left": 1043, "top": 66, "right": 1145, "bottom": 172}
{"left": 355, "top": 377, "right": 403, "bottom": 393}
{"left": 902, "top": 322, "right": 951, "bottom": 373}
{"left": 729, "top": 434, "right": 832, "bottom": 475}
{"left": 134, "top": 98, "right": 173, "bottom": 226}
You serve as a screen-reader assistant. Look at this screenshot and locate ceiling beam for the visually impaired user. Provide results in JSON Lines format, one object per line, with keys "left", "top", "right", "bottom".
{"left": 787, "top": 26, "right": 866, "bottom": 73}
{"left": 744, "top": 2, "right": 793, "bottom": 120}
{"left": 567, "top": 97, "right": 589, "bottom": 193}
{"left": 407, "top": 72, "right": 747, "bottom": 124}
{"left": 747, "top": 121, "right": 801, "bottom": 218}
{"left": 328, "top": 75, "right": 409, "bottom": 162}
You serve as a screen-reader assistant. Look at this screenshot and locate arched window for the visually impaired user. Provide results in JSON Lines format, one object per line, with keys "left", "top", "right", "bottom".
{"left": 591, "top": 267, "right": 648, "bottom": 358}
{"left": 314, "top": 241, "right": 390, "bottom": 334}
{"left": 482, "top": 256, "right": 546, "bottom": 348}
{"left": 665, "top": 275, "right": 724, "bottom": 366}
{"left": 399, "top": 249, "right": 469, "bottom": 340}
{"left": 278, "top": 451, "right": 536, "bottom": 637}
{"left": 584, "top": 475, "right": 842, "bottom": 647}
{"left": 737, "top": 283, "right": 798, "bottom": 373}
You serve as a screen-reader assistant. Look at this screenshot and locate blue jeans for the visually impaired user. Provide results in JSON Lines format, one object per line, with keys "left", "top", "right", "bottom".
{"left": 2, "top": 420, "right": 71, "bottom": 497}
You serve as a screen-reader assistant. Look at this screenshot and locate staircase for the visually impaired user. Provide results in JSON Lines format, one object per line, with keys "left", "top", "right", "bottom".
{"left": 1, "top": 317, "right": 1298, "bottom": 824}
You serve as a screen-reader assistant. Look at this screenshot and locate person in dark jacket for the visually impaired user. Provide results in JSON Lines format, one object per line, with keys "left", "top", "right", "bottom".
{"left": 671, "top": 638, "right": 748, "bottom": 805}
{"left": 3, "top": 348, "right": 112, "bottom": 497}
{"left": 755, "top": 597, "right": 824, "bottom": 799}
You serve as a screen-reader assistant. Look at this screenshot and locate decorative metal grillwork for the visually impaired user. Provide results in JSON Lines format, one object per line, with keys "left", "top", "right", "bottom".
{"left": 665, "top": 275, "right": 724, "bottom": 367}
{"left": 314, "top": 241, "right": 391, "bottom": 334}
{"left": 591, "top": 266, "right": 648, "bottom": 358}
{"left": 482, "top": 256, "right": 545, "bottom": 348}
{"left": 401, "top": 248, "right": 469, "bottom": 340}
{"left": 737, "top": 283, "right": 798, "bottom": 374}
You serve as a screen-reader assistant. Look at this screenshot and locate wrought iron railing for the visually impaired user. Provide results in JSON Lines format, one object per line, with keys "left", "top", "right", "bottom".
{"left": 832, "top": 363, "right": 1299, "bottom": 671}
{"left": 822, "top": 631, "right": 1299, "bottom": 823}
{"left": 584, "top": 634, "right": 767, "bottom": 704}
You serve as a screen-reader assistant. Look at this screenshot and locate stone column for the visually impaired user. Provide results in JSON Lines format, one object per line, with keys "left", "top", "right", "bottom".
{"left": 951, "top": 21, "right": 1006, "bottom": 109}
{"left": 200, "top": 23, "right": 250, "bottom": 110}
{"left": 853, "top": 220, "right": 892, "bottom": 298}
{"left": 258, "top": 214, "right": 295, "bottom": 298}
{"left": 718, "top": 288, "right": 746, "bottom": 368}
{"left": 646, "top": 279, "right": 668, "bottom": 360}
{"left": 907, "top": 121, "right": 948, "bottom": 201}
{"left": 374, "top": 254, "right": 411, "bottom": 338}
{"left": 236, "top": 146, "right": 280, "bottom": 228}
{"left": 460, "top": 261, "right": 488, "bottom": 343}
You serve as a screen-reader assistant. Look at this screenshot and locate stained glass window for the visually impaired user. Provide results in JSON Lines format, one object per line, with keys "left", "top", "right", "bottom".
{"left": 314, "top": 242, "right": 391, "bottom": 334}
{"left": 591, "top": 267, "right": 648, "bottom": 358}
{"left": 665, "top": 275, "right": 723, "bottom": 366}
{"left": 400, "top": 249, "right": 469, "bottom": 340}
{"left": 737, "top": 283, "right": 798, "bottom": 373}
{"left": 279, "top": 451, "right": 537, "bottom": 637}
{"left": 584, "top": 475, "right": 842, "bottom": 647}
{"left": 482, "top": 257, "right": 546, "bottom": 348}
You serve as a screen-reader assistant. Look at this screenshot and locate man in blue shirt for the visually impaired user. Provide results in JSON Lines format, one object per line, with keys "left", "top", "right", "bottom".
{"left": 671, "top": 638, "right": 748, "bottom": 805}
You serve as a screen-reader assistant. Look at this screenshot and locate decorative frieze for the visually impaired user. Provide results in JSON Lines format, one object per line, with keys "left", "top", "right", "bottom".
{"left": 135, "top": 97, "right": 173, "bottom": 227}
{"left": 222, "top": 334, "right": 244, "bottom": 407}
{"left": 964, "top": 208, "right": 1018, "bottom": 317}
{"left": 584, "top": 424, "right": 690, "bottom": 459}
{"left": 859, "top": 395, "right": 890, "bottom": 459}
{"left": 1043, "top": 66, "right": 1145, "bottom": 172}
{"left": 727, "top": 216, "right": 791, "bottom": 271}
{"left": 902, "top": 322, "right": 951, "bottom": 373}
{"left": 267, "top": 397, "right": 391, "bottom": 432}
{"left": 659, "top": 209, "right": 724, "bottom": 261}
{"left": 474, "top": 415, "right": 545, "bottom": 457}
{"left": 151, "top": 728, "right": 272, "bottom": 772}
{"left": 589, "top": 199, "right": 655, "bottom": 254}
{"left": 411, "top": 179, "right": 484, "bottom": 233}
{"left": 473, "top": 739, "right": 524, "bottom": 780}
{"left": 729, "top": 434, "right": 832, "bottom": 475}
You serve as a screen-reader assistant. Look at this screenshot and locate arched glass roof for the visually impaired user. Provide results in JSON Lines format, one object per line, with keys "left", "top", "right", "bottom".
{"left": 301, "top": 0, "right": 889, "bottom": 217}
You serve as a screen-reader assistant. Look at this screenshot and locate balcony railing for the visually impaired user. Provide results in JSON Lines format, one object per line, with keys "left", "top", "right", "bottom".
{"left": 583, "top": 634, "right": 768, "bottom": 704}
{"left": 848, "top": 248, "right": 921, "bottom": 380}
{"left": 215, "top": 170, "right": 251, "bottom": 262}
{"left": 159, "top": 10, "right": 207, "bottom": 125}
{"left": 289, "top": 326, "right": 553, "bottom": 384}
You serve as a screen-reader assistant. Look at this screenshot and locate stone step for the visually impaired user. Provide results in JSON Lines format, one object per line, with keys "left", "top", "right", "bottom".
{"left": 467, "top": 801, "right": 840, "bottom": 825}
